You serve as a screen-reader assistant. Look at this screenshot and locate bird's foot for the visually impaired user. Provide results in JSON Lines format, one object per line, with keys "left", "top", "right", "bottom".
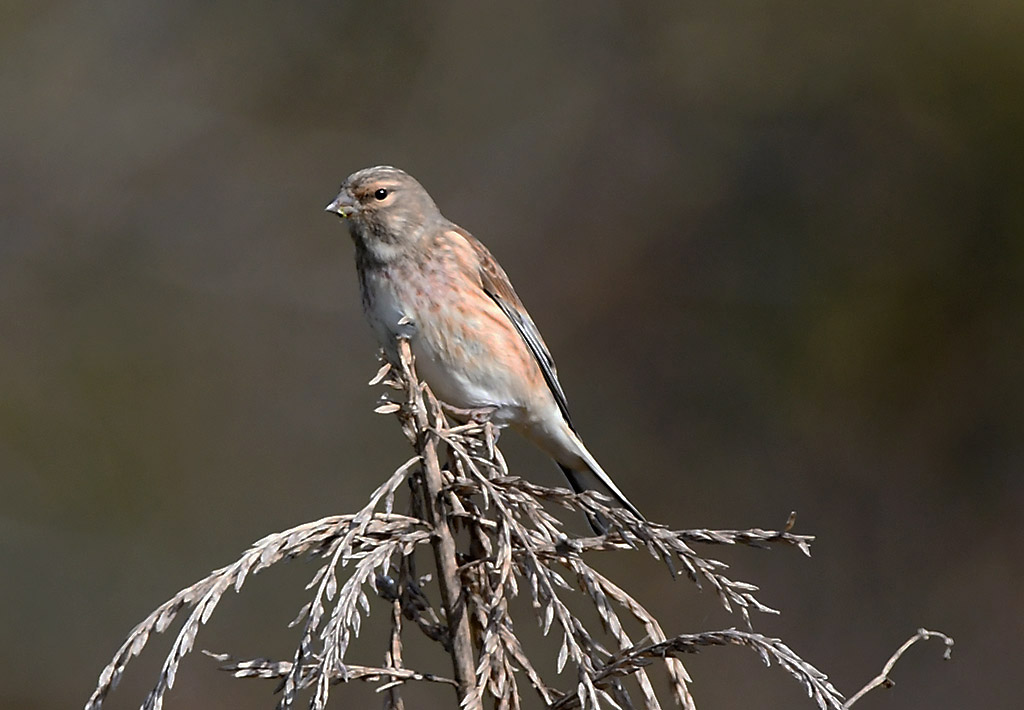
{"left": 440, "top": 404, "right": 501, "bottom": 461}
{"left": 440, "top": 403, "right": 498, "bottom": 424}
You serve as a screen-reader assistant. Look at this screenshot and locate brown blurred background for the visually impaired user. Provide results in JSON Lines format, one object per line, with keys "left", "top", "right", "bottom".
{"left": 2, "top": 2, "right": 1022, "bottom": 708}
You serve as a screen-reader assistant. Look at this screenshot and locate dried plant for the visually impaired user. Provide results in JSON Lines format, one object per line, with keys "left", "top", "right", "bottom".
{"left": 85, "top": 338, "right": 951, "bottom": 710}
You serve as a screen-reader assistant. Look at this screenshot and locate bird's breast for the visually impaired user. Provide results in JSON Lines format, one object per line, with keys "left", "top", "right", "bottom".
{"left": 358, "top": 258, "right": 544, "bottom": 425}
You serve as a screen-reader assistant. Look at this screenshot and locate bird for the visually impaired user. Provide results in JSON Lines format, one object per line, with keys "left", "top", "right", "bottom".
{"left": 325, "top": 165, "right": 642, "bottom": 532}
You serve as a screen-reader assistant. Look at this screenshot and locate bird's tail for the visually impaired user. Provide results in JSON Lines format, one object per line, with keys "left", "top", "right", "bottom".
{"left": 558, "top": 447, "right": 644, "bottom": 534}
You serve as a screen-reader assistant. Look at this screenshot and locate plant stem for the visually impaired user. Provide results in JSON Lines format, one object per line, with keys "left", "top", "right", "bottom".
{"left": 398, "top": 339, "right": 478, "bottom": 708}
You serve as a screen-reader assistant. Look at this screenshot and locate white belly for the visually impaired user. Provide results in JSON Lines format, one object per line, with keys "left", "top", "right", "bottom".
{"left": 409, "top": 336, "right": 523, "bottom": 427}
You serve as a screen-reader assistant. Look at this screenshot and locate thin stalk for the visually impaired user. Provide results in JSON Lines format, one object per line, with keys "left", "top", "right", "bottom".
{"left": 397, "top": 338, "right": 479, "bottom": 709}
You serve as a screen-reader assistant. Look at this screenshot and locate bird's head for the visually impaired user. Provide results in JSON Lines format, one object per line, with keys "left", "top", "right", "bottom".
{"left": 326, "top": 166, "right": 442, "bottom": 256}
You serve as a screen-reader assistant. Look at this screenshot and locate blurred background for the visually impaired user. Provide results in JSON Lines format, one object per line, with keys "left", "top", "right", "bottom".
{"left": 2, "top": 2, "right": 1021, "bottom": 708}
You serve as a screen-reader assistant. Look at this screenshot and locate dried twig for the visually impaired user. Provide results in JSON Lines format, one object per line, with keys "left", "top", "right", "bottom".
{"left": 551, "top": 629, "right": 845, "bottom": 710}
{"left": 85, "top": 343, "right": 952, "bottom": 710}
{"left": 843, "top": 628, "right": 954, "bottom": 708}
{"left": 85, "top": 515, "right": 428, "bottom": 710}
{"left": 394, "top": 337, "right": 480, "bottom": 710}
{"left": 204, "top": 651, "right": 458, "bottom": 688}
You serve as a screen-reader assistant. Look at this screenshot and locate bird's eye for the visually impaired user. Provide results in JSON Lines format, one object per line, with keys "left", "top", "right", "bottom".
{"left": 373, "top": 188, "right": 389, "bottom": 201}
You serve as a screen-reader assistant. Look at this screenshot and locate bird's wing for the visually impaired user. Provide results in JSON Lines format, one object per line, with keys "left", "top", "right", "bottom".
{"left": 449, "top": 226, "right": 577, "bottom": 432}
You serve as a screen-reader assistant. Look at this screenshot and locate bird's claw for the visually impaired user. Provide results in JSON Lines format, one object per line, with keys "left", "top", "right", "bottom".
{"left": 440, "top": 403, "right": 498, "bottom": 424}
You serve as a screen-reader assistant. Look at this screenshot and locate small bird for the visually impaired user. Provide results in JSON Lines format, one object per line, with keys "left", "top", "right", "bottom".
{"left": 326, "top": 166, "right": 642, "bottom": 532}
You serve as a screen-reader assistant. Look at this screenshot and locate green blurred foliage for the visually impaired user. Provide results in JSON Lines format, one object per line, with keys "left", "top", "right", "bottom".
{"left": 1, "top": 2, "right": 1021, "bottom": 708}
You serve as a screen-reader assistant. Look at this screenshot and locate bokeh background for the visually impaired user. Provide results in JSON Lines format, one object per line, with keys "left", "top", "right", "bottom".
{"left": 2, "top": 2, "right": 1021, "bottom": 708}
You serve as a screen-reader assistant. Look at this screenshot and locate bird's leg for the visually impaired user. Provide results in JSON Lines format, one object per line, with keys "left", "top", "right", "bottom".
{"left": 440, "top": 403, "right": 498, "bottom": 424}
{"left": 440, "top": 404, "right": 501, "bottom": 461}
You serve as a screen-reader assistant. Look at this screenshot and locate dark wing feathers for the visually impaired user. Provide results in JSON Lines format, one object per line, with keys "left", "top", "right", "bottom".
{"left": 489, "top": 292, "right": 577, "bottom": 432}
{"left": 452, "top": 226, "right": 577, "bottom": 433}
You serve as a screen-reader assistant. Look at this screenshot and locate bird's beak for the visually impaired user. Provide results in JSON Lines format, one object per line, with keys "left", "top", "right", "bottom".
{"left": 325, "top": 192, "right": 358, "bottom": 218}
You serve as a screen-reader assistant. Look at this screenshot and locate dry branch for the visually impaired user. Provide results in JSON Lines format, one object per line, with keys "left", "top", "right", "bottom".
{"left": 85, "top": 341, "right": 951, "bottom": 710}
{"left": 843, "top": 629, "right": 954, "bottom": 708}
